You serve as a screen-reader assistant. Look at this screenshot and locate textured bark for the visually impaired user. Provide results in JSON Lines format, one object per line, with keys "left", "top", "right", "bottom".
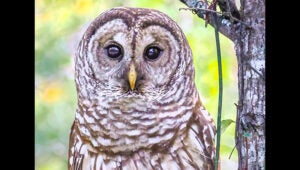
{"left": 179, "top": 0, "right": 265, "bottom": 169}
{"left": 235, "top": 0, "right": 265, "bottom": 169}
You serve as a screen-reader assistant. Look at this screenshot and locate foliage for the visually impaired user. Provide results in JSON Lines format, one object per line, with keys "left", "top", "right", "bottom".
{"left": 221, "top": 119, "right": 235, "bottom": 134}
{"left": 35, "top": 0, "right": 238, "bottom": 169}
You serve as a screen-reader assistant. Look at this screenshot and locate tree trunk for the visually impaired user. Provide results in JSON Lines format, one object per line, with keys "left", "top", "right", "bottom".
{"left": 179, "top": 0, "right": 265, "bottom": 169}
{"left": 235, "top": 0, "right": 265, "bottom": 169}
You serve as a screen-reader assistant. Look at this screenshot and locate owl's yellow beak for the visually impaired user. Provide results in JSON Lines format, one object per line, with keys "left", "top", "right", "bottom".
{"left": 128, "top": 64, "right": 137, "bottom": 90}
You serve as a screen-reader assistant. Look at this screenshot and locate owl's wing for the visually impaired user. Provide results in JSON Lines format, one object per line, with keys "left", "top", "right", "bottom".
{"left": 196, "top": 103, "right": 216, "bottom": 160}
{"left": 68, "top": 122, "right": 84, "bottom": 170}
{"left": 188, "top": 99, "right": 216, "bottom": 169}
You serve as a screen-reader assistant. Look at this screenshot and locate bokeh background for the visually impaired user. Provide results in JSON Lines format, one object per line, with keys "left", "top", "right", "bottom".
{"left": 35, "top": 0, "right": 238, "bottom": 169}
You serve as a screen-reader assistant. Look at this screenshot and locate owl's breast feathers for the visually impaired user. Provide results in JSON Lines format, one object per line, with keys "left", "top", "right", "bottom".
{"left": 69, "top": 94, "right": 215, "bottom": 169}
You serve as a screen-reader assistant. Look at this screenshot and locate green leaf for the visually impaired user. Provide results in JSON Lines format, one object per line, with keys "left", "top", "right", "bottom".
{"left": 221, "top": 119, "right": 235, "bottom": 134}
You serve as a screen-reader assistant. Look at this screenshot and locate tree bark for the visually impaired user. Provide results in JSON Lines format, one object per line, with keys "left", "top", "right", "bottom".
{"left": 179, "top": 0, "right": 265, "bottom": 169}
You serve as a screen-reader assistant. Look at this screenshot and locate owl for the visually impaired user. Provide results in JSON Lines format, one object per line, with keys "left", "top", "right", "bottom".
{"left": 69, "top": 7, "right": 216, "bottom": 170}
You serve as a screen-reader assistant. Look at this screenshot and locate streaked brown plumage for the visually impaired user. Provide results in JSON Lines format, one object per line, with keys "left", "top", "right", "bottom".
{"left": 69, "top": 7, "right": 216, "bottom": 170}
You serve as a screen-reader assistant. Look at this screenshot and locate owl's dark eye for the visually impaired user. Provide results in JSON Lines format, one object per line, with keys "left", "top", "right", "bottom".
{"left": 106, "top": 44, "right": 122, "bottom": 59}
{"left": 144, "top": 46, "right": 162, "bottom": 61}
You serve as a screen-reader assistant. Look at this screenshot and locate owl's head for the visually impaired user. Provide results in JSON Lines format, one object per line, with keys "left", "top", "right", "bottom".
{"left": 75, "top": 7, "right": 195, "bottom": 102}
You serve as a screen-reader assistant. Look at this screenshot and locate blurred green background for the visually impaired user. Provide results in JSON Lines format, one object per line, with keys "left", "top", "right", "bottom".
{"left": 35, "top": 0, "right": 238, "bottom": 169}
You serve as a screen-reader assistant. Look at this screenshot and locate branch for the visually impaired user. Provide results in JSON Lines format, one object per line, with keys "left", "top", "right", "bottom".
{"left": 217, "top": 0, "right": 241, "bottom": 20}
{"left": 179, "top": 0, "right": 241, "bottom": 41}
{"left": 179, "top": 7, "right": 250, "bottom": 28}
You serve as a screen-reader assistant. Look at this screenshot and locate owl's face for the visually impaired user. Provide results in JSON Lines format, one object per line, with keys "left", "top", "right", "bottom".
{"left": 75, "top": 7, "right": 198, "bottom": 152}
{"left": 76, "top": 7, "right": 194, "bottom": 100}
{"left": 91, "top": 21, "right": 175, "bottom": 97}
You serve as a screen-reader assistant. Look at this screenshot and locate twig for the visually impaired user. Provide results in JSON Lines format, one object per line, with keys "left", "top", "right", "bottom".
{"left": 179, "top": 7, "right": 252, "bottom": 28}
{"left": 229, "top": 142, "right": 238, "bottom": 159}
{"left": 179, "top": 7, "right": 223, "bottom": 15}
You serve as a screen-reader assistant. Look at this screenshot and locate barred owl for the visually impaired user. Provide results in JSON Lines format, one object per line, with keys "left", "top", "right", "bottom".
{"left": 69, "top": 7, "right": 216, "bottom": 170}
